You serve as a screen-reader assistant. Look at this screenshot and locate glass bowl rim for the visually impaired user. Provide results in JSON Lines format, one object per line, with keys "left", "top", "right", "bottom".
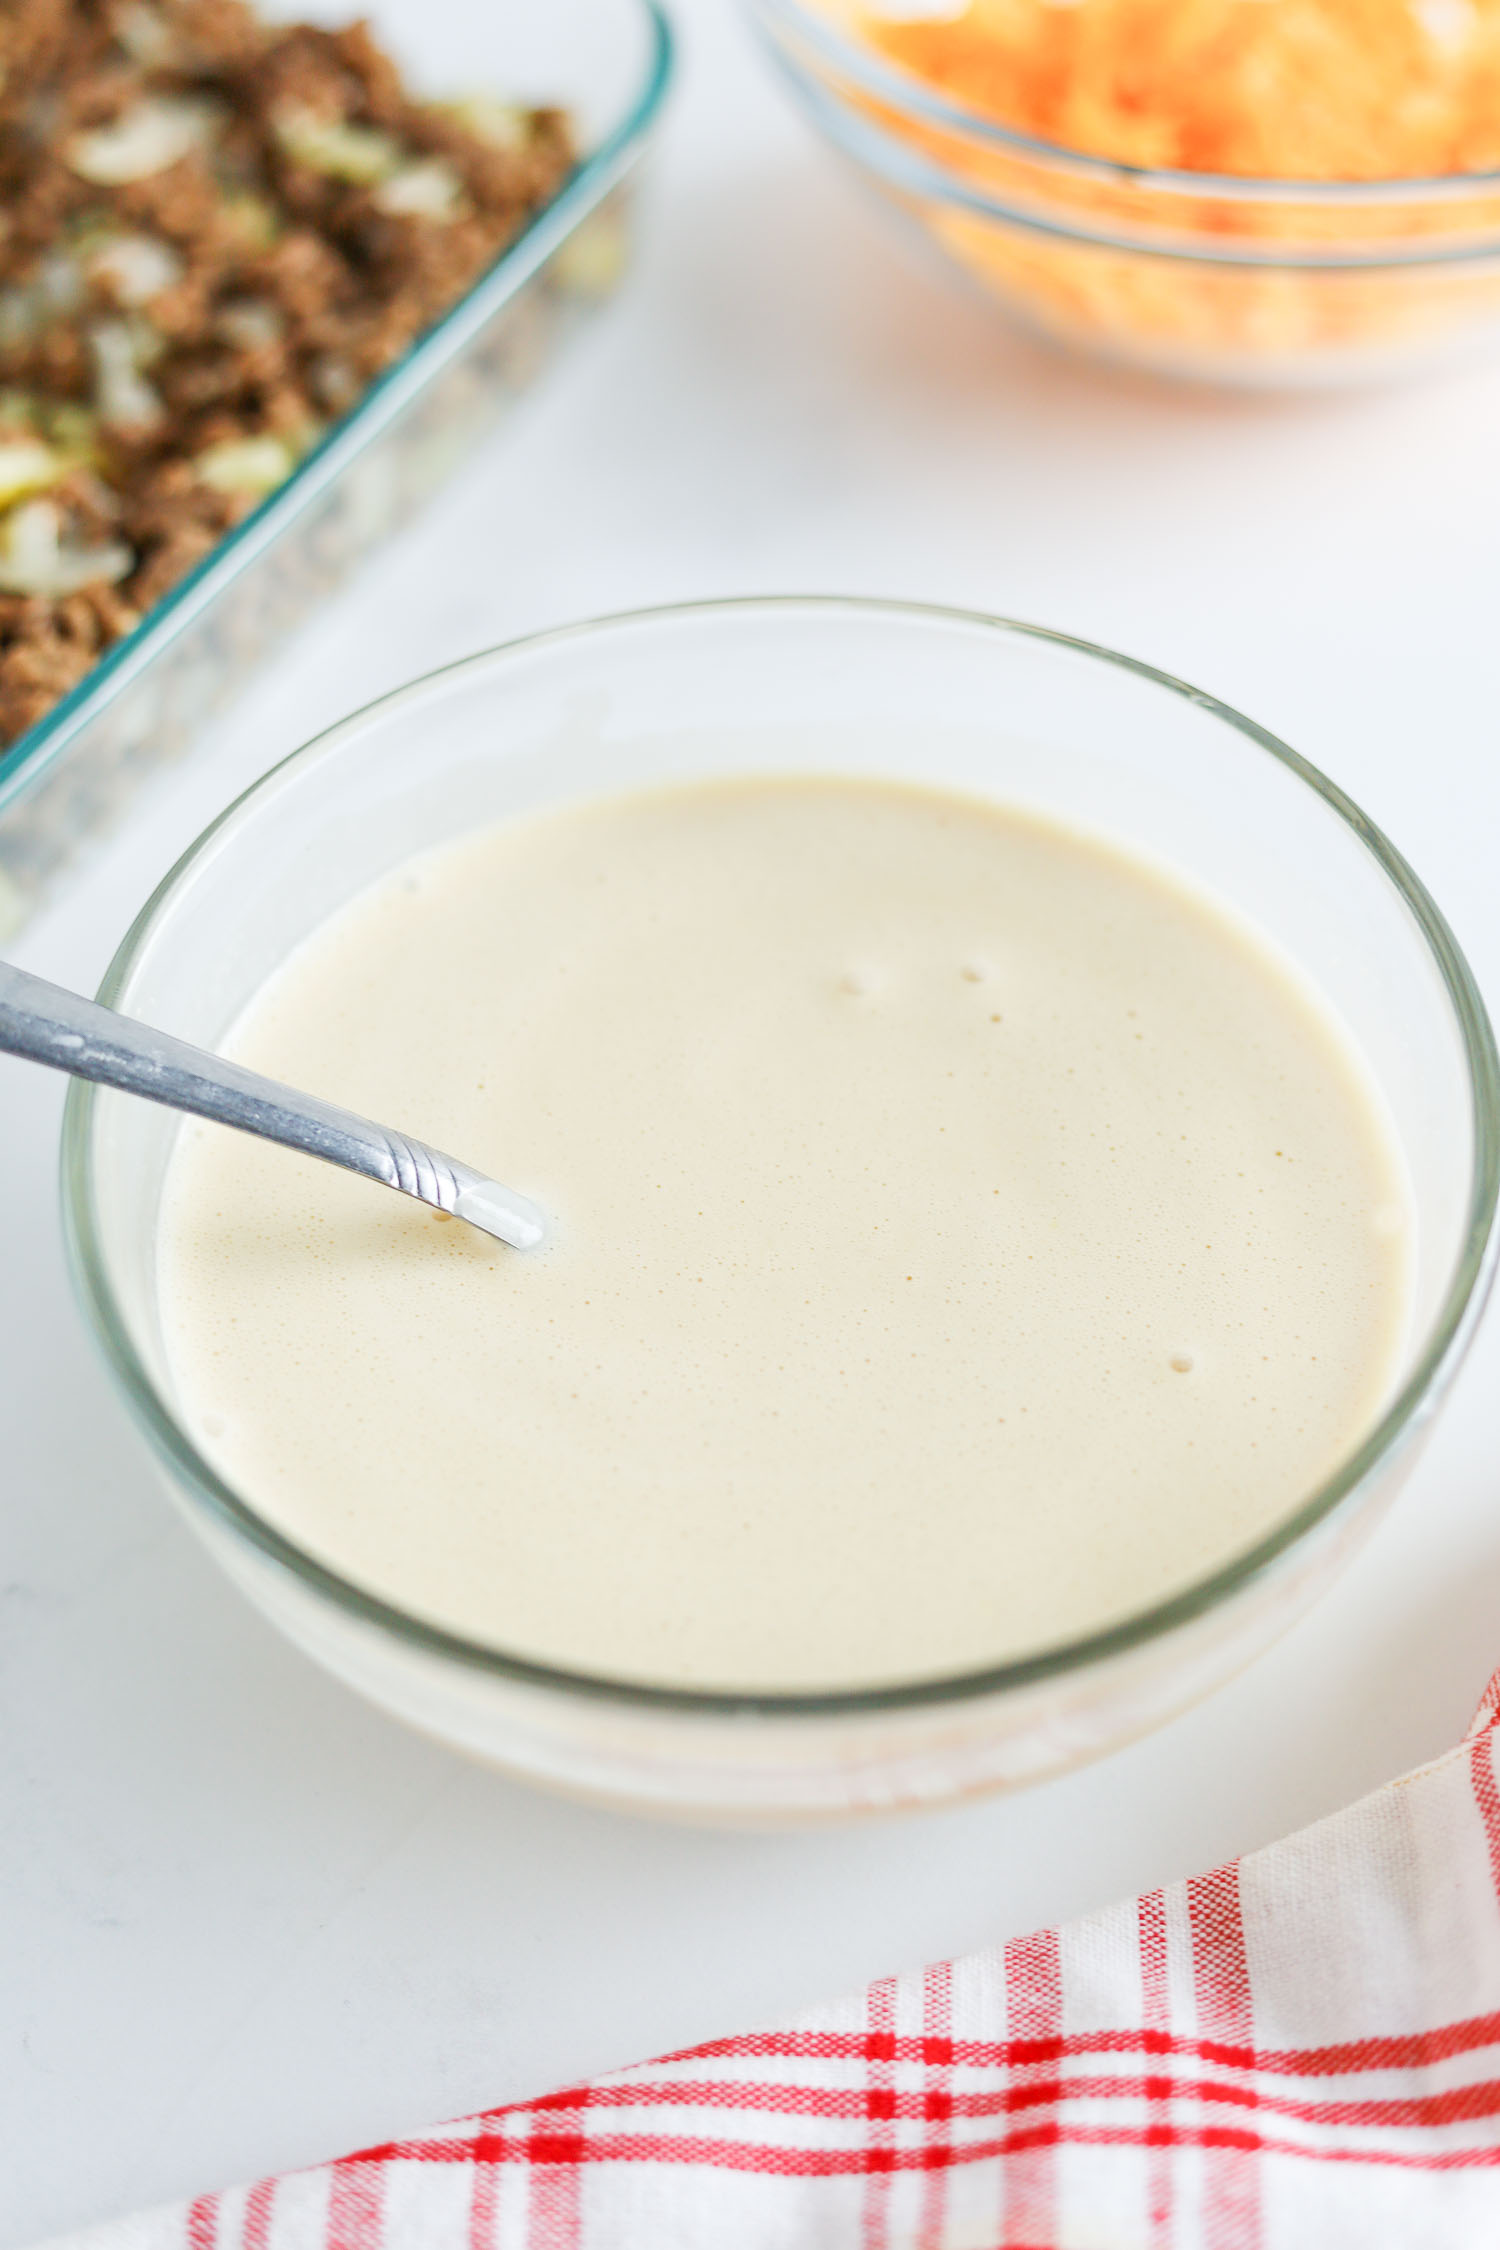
{"left": 751, "top": 0, "right": 1500, "bottom": 209}
{"left": 768, "top": 48, "right": 1500, "bottom": 270}
{"left": 62, "top": 594, "right": 1500, "bottom": 1720}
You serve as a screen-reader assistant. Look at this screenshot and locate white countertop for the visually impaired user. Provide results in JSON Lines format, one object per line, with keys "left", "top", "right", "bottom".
{"left": 4, "top": 3, "right": 1500, "bottom": 2241}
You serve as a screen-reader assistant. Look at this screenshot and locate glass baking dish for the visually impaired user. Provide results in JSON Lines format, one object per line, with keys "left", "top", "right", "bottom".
{"left": 0, "top": 0, "right": 673, "bottom": 939}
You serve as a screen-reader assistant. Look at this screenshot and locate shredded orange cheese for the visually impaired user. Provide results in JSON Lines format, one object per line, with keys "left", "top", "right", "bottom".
{"left": 824, "top": 0, "right": 1500, "bottom": 374}
{"left": 867, "top": 0, "right": 1500, "bottom": 179}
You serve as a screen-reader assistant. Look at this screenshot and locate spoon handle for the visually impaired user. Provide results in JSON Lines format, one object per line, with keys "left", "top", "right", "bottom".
{"left": 0, "top": 960, "right": 545, "bottom": 1250}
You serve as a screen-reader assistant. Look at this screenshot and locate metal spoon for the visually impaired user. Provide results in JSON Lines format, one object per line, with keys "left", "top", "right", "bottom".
{"left": 0, "top": 960, "right": 546, "bottom": 1251}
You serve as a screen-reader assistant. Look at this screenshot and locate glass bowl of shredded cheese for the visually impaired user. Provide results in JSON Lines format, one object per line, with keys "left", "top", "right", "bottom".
{"left": 751, "top": 0, "right": 1500, "bottom": 384}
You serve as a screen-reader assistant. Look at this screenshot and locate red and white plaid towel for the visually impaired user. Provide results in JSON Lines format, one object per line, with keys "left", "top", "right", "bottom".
{"left": 43, "top": 1670, "right": 1500, "bottom": 2250}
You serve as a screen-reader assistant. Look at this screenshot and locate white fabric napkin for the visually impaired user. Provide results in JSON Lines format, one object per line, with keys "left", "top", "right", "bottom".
{"left": 40, "top": 1670, "right": 1500, "bottom": 2250}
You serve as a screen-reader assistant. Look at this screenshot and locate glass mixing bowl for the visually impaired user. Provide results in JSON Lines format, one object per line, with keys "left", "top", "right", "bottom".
{"left": 63, "top": 598, "right": 1499, "bottom": 1823}
{"left": 749, "top": 0, "right": 1500, "bottom": 388}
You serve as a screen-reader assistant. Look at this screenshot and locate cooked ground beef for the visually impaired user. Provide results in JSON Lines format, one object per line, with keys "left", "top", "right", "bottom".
{"left": 0, "top": 0, "right": 571, "bottom": 748}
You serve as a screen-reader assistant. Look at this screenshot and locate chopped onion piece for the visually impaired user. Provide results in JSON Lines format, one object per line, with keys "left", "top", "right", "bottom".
{"left": 67, "top": 96, "right": 217, "bottom": 185}
{"left": 88, "top": 234, "right": 184, "bottom": 307}
{"left": 0, "top": 439, "right": 63, "bottom": 506}
{"left": 222, "top": 193, "right": 281, "bottom": 251}
{"left": 113, "top": 3, "right": 180, "bottom": 68}
{"left": 216, "top": 300, "right": 285, "bottom": 351}
{"left": 90, "top": 320, "right": 165, "bottom": 433}
{"left": 194, "top": 434, "right": 296, "bottom": 498}
{"left": 0, "top": 499, "right": 131, "bottom": 596}
{"left": 373, "top": 159, "right": 466, "bottom": 220}
{"left": 37, "top": 253, "right": 85, "bottom": 318}
{"left": 272, "top": 106, "right": 400, "bottom": 183}
{"left": 444, "top": 95, "right": 530, "bottom": 151}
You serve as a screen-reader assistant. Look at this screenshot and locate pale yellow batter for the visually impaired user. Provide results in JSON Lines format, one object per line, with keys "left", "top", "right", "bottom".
{"left": 159, "top": 778, "right": 1412, "bottom": 1691}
